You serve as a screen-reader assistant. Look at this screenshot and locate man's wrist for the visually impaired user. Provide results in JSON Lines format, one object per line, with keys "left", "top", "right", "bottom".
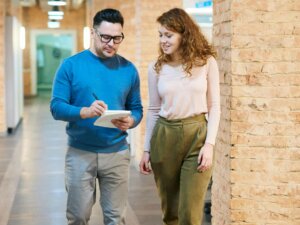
{"left": 80, "top": 107, "right": 89, "bottom": 119}
{"left": 129, "top": 116, "right": 135, "bottom": 127}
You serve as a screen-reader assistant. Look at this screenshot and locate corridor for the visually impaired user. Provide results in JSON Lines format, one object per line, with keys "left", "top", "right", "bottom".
{"left": 0, "top": 95, "right": 211, "bottom": 225}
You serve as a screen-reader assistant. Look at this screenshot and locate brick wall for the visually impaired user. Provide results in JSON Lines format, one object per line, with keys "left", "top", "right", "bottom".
{"left": 86, "top": 0, "right": 136, "bottom": 63}
{"left": 212, "top": 0, "right": 300, "bottom": 224}
{"left": 136, "top": 0, "right": 181, "bottom": 163}
{"left": 212, "top": 0, "right": 232, "bottom": 224}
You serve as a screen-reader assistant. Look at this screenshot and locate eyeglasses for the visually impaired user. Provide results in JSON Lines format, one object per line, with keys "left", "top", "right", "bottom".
{"left": 95, "top": 31, "right": 124, "bottom": 44}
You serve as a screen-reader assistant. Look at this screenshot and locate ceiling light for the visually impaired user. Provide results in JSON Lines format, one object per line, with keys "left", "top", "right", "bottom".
{"left": 48, "top": 11, "right": 64, "bottom": 16}
{"left": 48, "top": 6, "right": 64, "bottom": 16}
{"left": 48, "top": 0, "right": 66, "bottom": 6}
{"left": 48, "top": 20, "right": 60, "bottom": 28}
{"left": 49, "top": 15, "right": 63, "bottom": 20}
{"left": 83, "top": 27, "right": 90, "bottom": 49}
{"left": 185, "top": 7, "right": 212, "bottom": 16}
{"left": 20, "top": 26, "right": 26, "bottom": 50}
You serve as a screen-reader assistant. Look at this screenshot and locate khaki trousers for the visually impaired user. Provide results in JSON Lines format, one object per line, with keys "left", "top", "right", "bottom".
{"left": 150, "top": 114, "right": 213, "bottom": 225}
{"left": 65, "top": 147, "right": 130, "bottom": 225}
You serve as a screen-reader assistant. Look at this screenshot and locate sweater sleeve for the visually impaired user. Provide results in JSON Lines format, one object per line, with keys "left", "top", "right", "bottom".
{"left": 50, "top": 60, "right": 82, "bottom": 122}
{"left": 205, "top": 57, "right": 221, "bottom": 145}
{"left": 144, "top": 63, "right": 161, "bottom": 152}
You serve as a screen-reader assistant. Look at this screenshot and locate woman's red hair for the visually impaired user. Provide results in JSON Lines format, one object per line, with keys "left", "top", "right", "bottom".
{"left": 155, "top": 8, "right": 216, "bottom": 76}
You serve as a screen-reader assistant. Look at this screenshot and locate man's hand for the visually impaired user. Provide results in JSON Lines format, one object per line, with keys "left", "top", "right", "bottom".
{"left": 80, "top": 100, "right": 107, "bottom": 119}
{"left": 139, "top": 152, "right": 151, "bottom": 175}
{"left": 111, "top": 116, "right": 134, "bottom": 131}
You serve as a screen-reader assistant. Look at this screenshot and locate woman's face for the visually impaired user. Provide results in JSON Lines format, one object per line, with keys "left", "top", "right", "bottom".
{"left": 158, "top": 25, "right": 182, "bottom": 59}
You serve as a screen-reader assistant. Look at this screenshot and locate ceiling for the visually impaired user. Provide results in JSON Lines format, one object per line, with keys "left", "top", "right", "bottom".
{"left": 19, "top": 0, "right": 85, "bottom": 11}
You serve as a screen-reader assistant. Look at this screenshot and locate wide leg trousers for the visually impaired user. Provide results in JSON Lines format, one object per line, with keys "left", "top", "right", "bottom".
{"left": 150, "top": 114, "right": 213, "bottom": 225}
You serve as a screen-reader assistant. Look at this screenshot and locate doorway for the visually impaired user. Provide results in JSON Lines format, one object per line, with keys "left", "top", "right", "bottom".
{"left": 30, "top": 30, "right": 77, "bottom": 96}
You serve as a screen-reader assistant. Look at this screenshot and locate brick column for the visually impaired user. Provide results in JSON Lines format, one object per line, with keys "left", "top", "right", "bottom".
{"left": 212, "top": 0, "right": 300, "bottom": 224}
{"left": 212, "top": 0, "right": 231, "bottom": 223}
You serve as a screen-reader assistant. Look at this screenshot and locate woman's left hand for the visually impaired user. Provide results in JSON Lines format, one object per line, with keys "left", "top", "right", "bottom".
{"left": 197, "top": 143, "right": 214, "bottom": 172}
{"left": 139, "top": 152, "right": 152, "bottom": 175}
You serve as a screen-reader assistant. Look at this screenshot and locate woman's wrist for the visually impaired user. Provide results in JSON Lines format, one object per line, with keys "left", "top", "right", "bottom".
{"left": 204, "top": 142, "right": 214, "bottom": 147}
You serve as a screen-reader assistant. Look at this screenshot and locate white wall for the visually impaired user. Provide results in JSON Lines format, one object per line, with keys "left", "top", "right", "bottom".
{"left": 5, "top": 16, "right": 23, "bottom": 131}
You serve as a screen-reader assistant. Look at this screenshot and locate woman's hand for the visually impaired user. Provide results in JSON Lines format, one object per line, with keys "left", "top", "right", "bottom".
{"left": 197, "top": 143, "right": 214, "bottom": 172}
{"left": 139, "top": 151, "right": 152, "bottom": 175}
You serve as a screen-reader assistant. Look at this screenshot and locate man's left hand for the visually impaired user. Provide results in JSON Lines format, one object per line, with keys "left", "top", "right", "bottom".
{"left": 111, "top": 116, "right": 134, "bottom": 131}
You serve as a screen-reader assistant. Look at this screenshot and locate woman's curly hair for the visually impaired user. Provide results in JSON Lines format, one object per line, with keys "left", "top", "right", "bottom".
{"left": 155, "top": 8, "right": 216, "bottom": 76}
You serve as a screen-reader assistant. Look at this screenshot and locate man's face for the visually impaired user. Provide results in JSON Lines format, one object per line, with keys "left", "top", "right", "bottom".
{"left": 91, "top": 21, "right": 124, "bottom": 58}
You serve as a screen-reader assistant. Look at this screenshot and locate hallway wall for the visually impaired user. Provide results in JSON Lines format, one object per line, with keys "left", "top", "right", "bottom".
{"left": 0, "top": 0, "right": 22, "bottom": 133}
{"left": 212, "top": 0, "right": 300, "bottom": 224}
{"left": 22, "top": 5, "right": 86, "bottom": 96}
{"left": 0, "top": 1, "right": 6, "bottom": 132}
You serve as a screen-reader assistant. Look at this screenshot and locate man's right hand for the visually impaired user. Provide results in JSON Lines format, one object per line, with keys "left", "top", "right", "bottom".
{"left": 139, "top": 151, "right": 152, "bottom": 175}
{"left": 80, "top": 100, "right": 108, "bottom": 119}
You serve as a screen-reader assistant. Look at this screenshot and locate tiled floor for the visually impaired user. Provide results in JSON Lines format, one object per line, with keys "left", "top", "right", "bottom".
{"left": 0, "top": 95, "right": 211, "bottom": 225}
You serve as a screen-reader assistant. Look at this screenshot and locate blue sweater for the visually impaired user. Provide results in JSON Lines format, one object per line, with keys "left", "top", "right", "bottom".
{"left": 50, "top": 50, "right": 143, "bottom": 153}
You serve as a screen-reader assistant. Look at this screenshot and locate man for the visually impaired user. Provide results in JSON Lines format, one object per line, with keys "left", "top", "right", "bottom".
{"left": 50, "top": 8, "right": 143, "bottom": 225}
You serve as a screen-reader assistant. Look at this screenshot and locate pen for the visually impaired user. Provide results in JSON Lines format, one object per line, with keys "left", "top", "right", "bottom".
{"left": 92, "top": 92, "right": 99, "bottom": 100}
{"left": 92, "top": 92, "right": 108, "bottom": 111}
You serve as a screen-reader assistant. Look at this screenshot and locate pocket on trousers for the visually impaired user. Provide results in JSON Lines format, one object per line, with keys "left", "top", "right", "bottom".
{"left": 195, "top": 121, "right": 207, "bottom": 150}
{"left": 149, "top": 123, "right": 163, "bottom": 163}
{"left": 149, "top": 123, "right": 159, "bottom": 150}
{"left": 116, "top": 149, "right": 131, "bottom": 163}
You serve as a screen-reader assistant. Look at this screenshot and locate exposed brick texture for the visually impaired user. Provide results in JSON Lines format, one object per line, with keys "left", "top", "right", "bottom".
{"left": 212, "top": 0, "right": 300, "bottom": 224}
{"left": 134, "top": 0, "right": 182, "bottom": 163}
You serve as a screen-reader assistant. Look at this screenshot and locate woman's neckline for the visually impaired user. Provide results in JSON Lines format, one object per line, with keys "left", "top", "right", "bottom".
{"left": 165, "top": 61, "right": 182, "bottom": 68}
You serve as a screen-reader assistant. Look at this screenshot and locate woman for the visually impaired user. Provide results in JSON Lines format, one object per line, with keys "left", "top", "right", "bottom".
{"left": 139, "top": 8, "right": 220, "bottom": 225}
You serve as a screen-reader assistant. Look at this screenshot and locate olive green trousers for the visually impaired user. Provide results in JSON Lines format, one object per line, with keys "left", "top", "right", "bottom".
{"left": 150, "top": 114, "right": 213, "bottom": 225}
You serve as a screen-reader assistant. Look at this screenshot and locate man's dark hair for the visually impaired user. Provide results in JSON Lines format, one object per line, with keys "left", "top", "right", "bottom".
{"left": 93, "top": 8, "right": 124, "bottom": 28}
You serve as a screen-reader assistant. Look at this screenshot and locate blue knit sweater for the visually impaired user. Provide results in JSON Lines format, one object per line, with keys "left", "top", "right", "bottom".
{"left": 50, "top": 50, "right": 143, "bottom": 153}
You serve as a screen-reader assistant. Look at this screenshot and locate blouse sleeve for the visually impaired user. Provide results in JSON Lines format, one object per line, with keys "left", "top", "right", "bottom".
{"left": 144, "top": 63, "right": 161, "bottom": 152}
{"left": 205, "top": 57, "right": 221, "bottom": 145}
